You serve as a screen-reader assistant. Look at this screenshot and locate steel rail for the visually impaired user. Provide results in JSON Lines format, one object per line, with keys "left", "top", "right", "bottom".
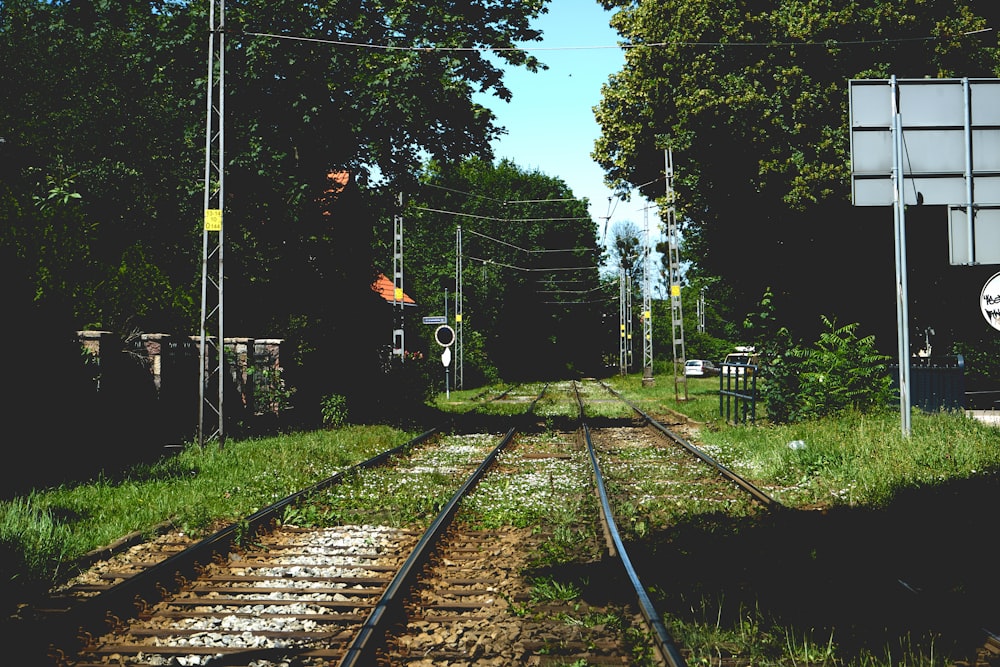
{"left": 599, "top": 380, "right": 780, "bottom": 508}
{"left": 338, "top": 426, "right": 518, "bottom": 666}
{"left": 579, "top": 415, "right": 687, "bottom": 667}
{"left": 46, "top": 427, "right": 438, "bottom": 658}
{"left": 573, "top": 380, "right": 685, "bottom": 666}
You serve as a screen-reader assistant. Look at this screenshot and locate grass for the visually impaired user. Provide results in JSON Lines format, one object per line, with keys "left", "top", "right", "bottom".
{"left": 605, "top": 373, "right": 1000, "bottom": 509}
{"left": 0, "top": 424, "right": 414, "bottom": 604}
{"left": 288, "top": 432, "right": 502, "bottom": 527}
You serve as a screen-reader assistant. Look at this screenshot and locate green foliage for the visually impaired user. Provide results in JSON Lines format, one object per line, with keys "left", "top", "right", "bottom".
{"left": 406, "top": 157, "right": 605, "bottom": 380}
{"left": 593, "top": 0, "right": 1000, "bottom": 355}
{"left": 950, "top": 337, "right": 1000, "bottom": 390}
{"left": 0, "top": 499, "right": 68, "bottom": 592}
{"left": 760, "top": 316, "right": 895, "bottom": 423}
{"left": 320, "top": 393, "right": 349, "bottom": 428}
{"left": 0, "top": 0, "right": 557, "bottom": 405}
{"left": 251, "top": 365, "right": 295, "bottom": 416}
{"left": 529, "top": 575, "right": 582, "bottom": 603}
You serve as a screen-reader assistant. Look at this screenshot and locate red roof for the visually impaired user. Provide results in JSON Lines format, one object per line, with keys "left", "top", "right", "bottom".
{"left": 372, "top": 274, "right": 416, "bottom": 306}
{"left": 320, "top": 170, "right": 351, "bottom": 216}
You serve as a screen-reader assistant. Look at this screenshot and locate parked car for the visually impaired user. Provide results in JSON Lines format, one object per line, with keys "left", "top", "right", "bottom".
{"left": 684, "top": 359, "right": 720, "bottom": 377}
{"left": 722, "top": 349, "right": 760, "bottom": 376}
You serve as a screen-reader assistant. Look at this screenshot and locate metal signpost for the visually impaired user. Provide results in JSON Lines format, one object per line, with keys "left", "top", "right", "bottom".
{"left": 849, "top": 76, "right": 1000, "bottom": 436}
{"left": 434, "top": 324, "right": 455, "bottom": 399}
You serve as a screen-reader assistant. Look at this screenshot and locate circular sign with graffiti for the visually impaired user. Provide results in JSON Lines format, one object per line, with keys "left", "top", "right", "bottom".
{"left": 981, "top": 271, "right": 1000, "bottom": 332}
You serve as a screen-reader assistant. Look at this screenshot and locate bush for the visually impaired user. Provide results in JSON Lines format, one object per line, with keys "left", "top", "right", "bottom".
{"left": 320, "top": 393, "right": 348, "bottom": 428}
{"left": 761, "top": 316, "right": 894, "bottom": 423}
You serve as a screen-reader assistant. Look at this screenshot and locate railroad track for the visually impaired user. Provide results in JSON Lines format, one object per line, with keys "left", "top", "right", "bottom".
{"left": 15, "top": 379, "right": 997, "bottom": 666}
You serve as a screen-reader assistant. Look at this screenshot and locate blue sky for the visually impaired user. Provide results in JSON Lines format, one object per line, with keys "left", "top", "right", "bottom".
{"left": 474, "top": 0, "right": 645, "bottom": 247}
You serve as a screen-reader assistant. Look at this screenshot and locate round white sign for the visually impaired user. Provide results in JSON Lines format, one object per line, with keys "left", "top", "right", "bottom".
{"left": 434, "top": 324, "right": 455, "bottom": 347}
{"left": 980, "top": 271, "right": 1000, "bottom": 332}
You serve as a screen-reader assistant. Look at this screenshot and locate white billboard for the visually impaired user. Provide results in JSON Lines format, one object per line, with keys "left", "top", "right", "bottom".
{"left": 849, "top": 78, "right": 1000, "bottom": 207}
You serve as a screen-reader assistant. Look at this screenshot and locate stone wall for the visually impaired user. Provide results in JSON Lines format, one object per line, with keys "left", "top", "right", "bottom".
{"left": 77, "top": 331, "right": 286, "bottom": 439}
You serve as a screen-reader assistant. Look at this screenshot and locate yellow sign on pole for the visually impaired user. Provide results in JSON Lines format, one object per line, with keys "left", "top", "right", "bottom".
{"left": 455, "top": 313, "right": 462, "bottom": 323}
{"left": 204, "top": 209, "right": 222, "bottom": 232}
{"left": 394, "top": 288, "right": 404, "bottom": 301}
{"left": 670, "top": 285, "right": 681, "bottom": 297}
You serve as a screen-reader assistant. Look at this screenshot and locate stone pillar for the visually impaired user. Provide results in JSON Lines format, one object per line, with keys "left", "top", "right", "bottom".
{"left": 225, "top": 337, "right": 254, "bottom": 409}
{"left": 253, "top": 339, "right": 285, "bottom": 415}
{"left": 78, "top": 330, "right": 113, "bottom": 356}
{"left": 140, "top": 333, "right": 170, "bottom": 390}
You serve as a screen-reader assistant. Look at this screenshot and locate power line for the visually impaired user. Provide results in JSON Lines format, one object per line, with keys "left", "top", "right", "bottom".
{"left": 243, "top": 27, "right": 993, "bottom": 53}
{"left": 467, "top": 255, "right": 599, "bottom": 272}
{"left": 422, "top": 182, "right": 585, "bottom": 206}
{"left": 538, "top": 285, "right": 608, "bottom": 294}
{"left": 413, "top": 204, "right": 591, "bottom": 223}
{"left": 506, "top": 197, "right": 580, "bottom": 203}
{"left": 465, "top": 228, "right": 598, "bottom": 254}
{"left": 422, "top": 182, "right": 508, "bottom": 205}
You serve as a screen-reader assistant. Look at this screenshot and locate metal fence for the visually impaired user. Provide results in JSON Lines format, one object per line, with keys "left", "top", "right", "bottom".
{"left": 719, "top": 363, "right": 758, "bottom": 424}
{"left": 889, "top": 355, "right": 966, "bottom": 412}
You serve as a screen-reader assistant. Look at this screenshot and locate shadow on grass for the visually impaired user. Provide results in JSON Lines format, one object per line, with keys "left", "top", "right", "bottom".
{"left": 574, "top": 471, "right": 1000, "bottom": 663}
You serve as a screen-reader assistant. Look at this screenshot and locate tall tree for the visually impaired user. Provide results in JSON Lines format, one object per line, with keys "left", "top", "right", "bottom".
{"left": 593, "top": 0, "right": 1000, "bottom": 349}
{"left": 2, "top": 0, "right": 560, "bottom": 422}
{"left": 1, "top": 0, "right": 203, "bottom": 332}
{"left": 404, "top": 158, "right": 606, "bottom": 380}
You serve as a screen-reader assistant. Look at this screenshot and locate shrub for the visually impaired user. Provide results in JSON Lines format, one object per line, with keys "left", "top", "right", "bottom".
{"left": 762, "top": 316, "right": 894, "bottom": 423}
{"left": 320, "top": 393, "right": 349, "bottom": 428}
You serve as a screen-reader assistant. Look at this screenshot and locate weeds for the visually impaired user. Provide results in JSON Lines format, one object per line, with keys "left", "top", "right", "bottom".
{"left": 530, "top": 575, "right": 582, "bottom": 603}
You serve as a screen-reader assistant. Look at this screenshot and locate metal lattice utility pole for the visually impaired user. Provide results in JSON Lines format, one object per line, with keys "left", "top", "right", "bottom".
{"left": 618, "top": 268, "right": 627, "bottom": 375}
{"left": 664, "top": 147, "right": 688, "bottom": 401}
{"left": 392, "top": 193, "right": 405, "bottom": 360}
{"left": 198, "top": 0, "right": 225, "bottom": 448}
{"left": 642, "top": 206, "right": 654, "bottom": 386}
{"left": 626, "top": 272, "right": 634, "bottom": 370}
{"left": 697, "top": 288, "right": 706, "bottom": 333}
{"left": 455, "top": 225, "right": 463, "bottom": 389}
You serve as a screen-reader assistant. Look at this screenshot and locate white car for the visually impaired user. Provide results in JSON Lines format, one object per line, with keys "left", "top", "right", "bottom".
{"left": 722, "top": 351, "right": 760, "bottom": 376}
{"left": 684, "top": 359, "right": 720, "bottom": 377}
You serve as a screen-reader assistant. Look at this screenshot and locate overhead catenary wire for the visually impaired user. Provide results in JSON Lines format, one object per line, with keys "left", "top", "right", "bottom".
{"left": 243, "top": 28, "right": 993, "bottom": 53}
{"left": 538, "top": 285, "right": 609, "bottom": 294}
{"left": 467, "top": 255, "right": 599, "bottom": 272}
{"left": 465, "top": 228, "right": 598, "bottom": 254}
{"left": 414, "top": 205, "right": 590, "bottom": 223}
{"left": 422, "top": 182, "right": 509, "bottom": 205}
{"left": 422, "top": 182, "right": 587, "bottom": 207}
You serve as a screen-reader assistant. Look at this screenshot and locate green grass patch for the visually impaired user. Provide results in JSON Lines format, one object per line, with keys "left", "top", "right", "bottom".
{"left": 0, "top": 424, "right": 414, "bottom": 603}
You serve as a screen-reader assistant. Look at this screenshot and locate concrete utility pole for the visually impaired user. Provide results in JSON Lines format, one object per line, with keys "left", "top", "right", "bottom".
{"left": 199, "top": 0, "right": 225, "bottom": 448}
